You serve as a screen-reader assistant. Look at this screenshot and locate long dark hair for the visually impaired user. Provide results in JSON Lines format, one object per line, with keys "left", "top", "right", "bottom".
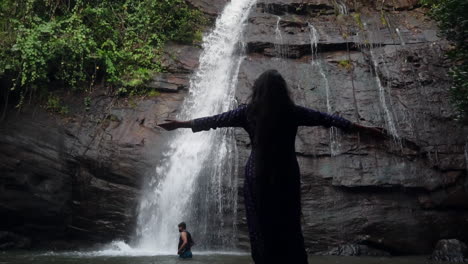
{"left": 247, "top": 69, "right": 294, "bottom": 208}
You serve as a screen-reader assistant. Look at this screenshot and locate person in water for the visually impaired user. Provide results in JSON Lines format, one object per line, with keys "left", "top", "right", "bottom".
{"left": 159, "top": 69, "right": 386, "bottom": 264}
{"left": 177, "top": 222, "right": 194, "bottom": 258}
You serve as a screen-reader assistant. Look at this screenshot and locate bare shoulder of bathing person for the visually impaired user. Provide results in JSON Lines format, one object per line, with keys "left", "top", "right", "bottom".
{"left": 159, "top": 69, "right": 387, "bottom": 264}
{"left": 177, "top": 222, "right": 194, "bottom": 259}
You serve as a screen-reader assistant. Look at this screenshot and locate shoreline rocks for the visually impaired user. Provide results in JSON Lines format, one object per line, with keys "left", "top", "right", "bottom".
{"left": 430, "top": 239, "right": 468, "bottom": 263}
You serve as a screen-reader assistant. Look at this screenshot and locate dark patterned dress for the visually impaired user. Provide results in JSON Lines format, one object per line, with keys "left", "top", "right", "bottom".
{"left": 191, "top": 104, "right": 354, "bottom": 264}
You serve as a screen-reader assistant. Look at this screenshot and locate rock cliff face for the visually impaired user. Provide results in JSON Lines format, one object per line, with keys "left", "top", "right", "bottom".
{"left": 233, "top": 0, "right": 468, "bottom": 254}
{"left": 1, "top": 0, "right": 467, "bottom": 254}
{"left": 0, "top": 91, "right": 186, "bottom": 247}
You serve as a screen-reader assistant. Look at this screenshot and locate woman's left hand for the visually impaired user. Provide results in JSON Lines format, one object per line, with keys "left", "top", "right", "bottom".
{"left": 352, "top": 123, "right": 389, "bottom": 138}
{"left": 157, "top": 119, "right": 185, "bottom": 131}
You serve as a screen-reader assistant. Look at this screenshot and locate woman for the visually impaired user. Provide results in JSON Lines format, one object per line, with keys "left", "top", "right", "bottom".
{"left": 158, "top": 69, "right": 385, "bottom": 264}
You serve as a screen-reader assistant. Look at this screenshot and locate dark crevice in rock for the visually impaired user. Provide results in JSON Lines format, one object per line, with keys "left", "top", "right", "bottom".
{"left": 246, "top": 41, "right": 359, "bottom": 58}
{"left": 276, "top": 19, "right": 309, "bottom": 29}
{"left": 255, "top": 2, "right": 421, "bottom": 20}
{"left": 418, "top": 173, "right": 468, "bottom": 210}
{"left": 316, "top": 243, "right": 391, "bottom": 256}
{"left": 356, "top": 239, "right": 403, "bottom": 256}
{"left": 146, "top": 73, "right": 189, "bottom": 93}
{"left": 246, "top": 40, "right": 431, "bottom": 59}
{"left": 296, "top": 139, "right": 421, "bottom": 159}
{"left": 256, "top": 2, "right": 335, "bottom": 16}
{"left": 333, "top": 173, "right": 468, "bottom": 208}
{"left": 378, "top": 3, "right": 422, "bottom": 12}
{"left": 335, "top": 184, "right": 429, "bottom": 194}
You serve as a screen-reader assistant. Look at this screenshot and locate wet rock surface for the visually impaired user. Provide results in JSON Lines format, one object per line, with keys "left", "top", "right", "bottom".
{"left": 1, "top": 0, "right": 468, "bottom": 255}
{"left": 234, "top": 0, "right": 468, "bottom": 255}
{"left": 0, "top": 44, "right": 193, "bottom": 248}
{"left": 317, "top": 243, "right": 391, "bottom": 256}
{"left": 187, "top": 0, "right": 228, "bottom": 16}
{"left": 0, "top": 231, "right": 31, "bottom": 250}
{"left": 430, "top": 239, "right": 468, "bottom": 262}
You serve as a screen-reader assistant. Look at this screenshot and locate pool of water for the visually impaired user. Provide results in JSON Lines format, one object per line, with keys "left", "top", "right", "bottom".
{"left": 0, "top": 251, "right": 445, "bottom": 264}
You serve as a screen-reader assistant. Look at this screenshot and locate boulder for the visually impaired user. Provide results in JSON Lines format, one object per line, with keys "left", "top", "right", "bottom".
{"left": 430, "top": 239, "right": 468, "bottom": 263}
{"left": 0, "top": 231, "right": 31, "bottom": 250}
{"left": 317, "top": 243, "right": 391, "bottom": 256}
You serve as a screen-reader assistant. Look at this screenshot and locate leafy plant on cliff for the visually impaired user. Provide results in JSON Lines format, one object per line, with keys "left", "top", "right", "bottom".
{"left": 338, "top": 60, "right": 352, "bottom": 71}
{"left": 45, "top": 94, "right": 69, "bottom": 115}
{"left": 0, "top": 0, "right": 206, "bottom": 112}
{"left": 421, "top": 0, "right": 468, "bottom": 123}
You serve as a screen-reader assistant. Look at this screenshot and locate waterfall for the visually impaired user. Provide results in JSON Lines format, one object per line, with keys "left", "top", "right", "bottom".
{"left": 135, "top": 0, "right": 256, "bottom": 253}
{"left": 308, "top": 23, "right": 341, "bottom": 156}
{"left": 357, "top": 23, "right": 400, "bottom": 140}
{"left": 274, "top": 15, "right": 291, "bottom": 61}
{"left": 395, "top": 28, "right": 406, "bottom": 45}
{"left": 274, "top": 16, "right": 284, "bottom": 57}
{"left": 368, "top": 49, "right": 400, "bottom": 139}
{"left": 334, "top": 0, "right": 348, "bottom": 15}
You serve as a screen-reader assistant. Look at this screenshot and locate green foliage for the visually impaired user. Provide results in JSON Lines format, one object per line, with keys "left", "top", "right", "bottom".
{"left": 84, "top": 96, "right": 91, "bottom": 111}
{"left": 380, "top": 11, "right": 388, "bottom": 26}
{"left": 450, "top": 65, "right": 468, "bottom": 122}
{"left": 107, "top": 114, "right": 120, "bottom": 122}
{"left": 147, "top": 89, "right": 161, "bottom": 97}
{"left": 421, "top": 0, "right": 468, "bottom": 122}
{"left": 338, "top": 60, "right": 352, "bottom": 70}
{"left": 45, "top": 94, "right": 69, "bottom": 115}
{"left": 352, "top": 13, "right": 364, "bottom": 30}
{"left": 0, "top": 0, "right": 206, "bottom": 105}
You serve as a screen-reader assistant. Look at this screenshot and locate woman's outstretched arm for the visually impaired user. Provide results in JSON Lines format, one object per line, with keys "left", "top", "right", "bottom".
{"left": 158, "top": 105, "right": 248, "bottom": 132}
{"left": 157, "top": 119, "right": 192, "bottom": 131}
{"left": 294, "top": 105, "right": 387, "bottom": 137}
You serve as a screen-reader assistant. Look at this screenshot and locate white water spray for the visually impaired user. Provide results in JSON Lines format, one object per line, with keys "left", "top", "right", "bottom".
{"left": 358, "top": 23, "right": 400, "bottom": 140}
{"left": 274, "top": 15, "right": 288, "bottom": 59}
{"left": 308, "top": 23, "right": 341, "bottom": 156}
{"left": 135, "top": 0, "right": 256, "bottom": 253}
{"left": 368, "top": 48, "right": 400, "bottom": 139}
{"left": 335, "top": 0, "right": 348, "bottom": 15}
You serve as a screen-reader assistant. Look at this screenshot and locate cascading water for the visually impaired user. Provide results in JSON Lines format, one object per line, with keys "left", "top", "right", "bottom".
{"left": 369, "top": 47, "right": 400, "bottom": 140}
{"left": 358, "top": 23, "right": 400, "bottom": 140}
{"left": 274, "top": 15, "right": 291, "bottom": 64}
{"left": 395, "top": 28, "right": 406, "bottom": 46}
{"left": 135, "top": 0, "right": 256, "bottom": 253}
{"left": 308, "top": 23, "right": 341, "bottom": 156}
{"left": 273, "top": 15, "right": 305, "bottom": 106}
{"left": 381, "top": 51, "right": 414, "bottom": 137}
{"left": 334, "top": 0, "right": 348, "bottom": 15}
{"left": 381, "top": 15, "right": 416, "bottom": 139}
{"left": 274, "top": 16, "right": 284, "bottom": 58}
